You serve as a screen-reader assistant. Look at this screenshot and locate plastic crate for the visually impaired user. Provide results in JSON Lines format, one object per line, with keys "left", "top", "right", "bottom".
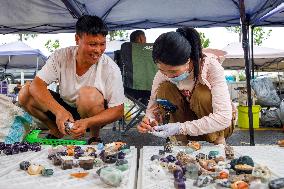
{"left": 0, "top": 81, "right": 8, "bottom": 94}
{"left": 24, "top": 130, "right": 87, "bottom": 146}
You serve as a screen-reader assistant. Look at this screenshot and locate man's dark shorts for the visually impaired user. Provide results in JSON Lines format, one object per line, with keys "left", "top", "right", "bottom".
{"left": 45, "top": 90, "right": 108, "bottom": 122}
{"left": 44, "top": 90, "right": 81, "bottom": 122}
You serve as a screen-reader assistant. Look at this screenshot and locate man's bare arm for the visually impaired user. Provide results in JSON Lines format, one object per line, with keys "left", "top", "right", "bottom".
{"left": 86, "top": 104, "right": 124, "bottom": 128}
{"left": 29, "top": 76, "right": 64, "bottom": 115}
{"left": 29, "top": 77, "right": 74, "bottom": 135}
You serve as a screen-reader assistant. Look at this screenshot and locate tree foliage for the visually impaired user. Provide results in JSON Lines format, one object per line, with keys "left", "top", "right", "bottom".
{"left": 45, "top": 39, "right": 60, "bottom": 53}
{"left": 108, "top": 30, "right": 128, "bottom": 41}
{"left": 199, "top": 32, "right": 210, "bottom": 48}
{"left": 253, "top": 27, "right": 272, "bottom": 46}
{"left": 225, "top": 26, "right": 272, "bottom": 46}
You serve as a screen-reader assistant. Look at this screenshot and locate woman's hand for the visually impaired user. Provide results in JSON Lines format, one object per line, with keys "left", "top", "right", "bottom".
{"left": 150, "top": 123, "right": 181, "bottom": 138}
{"left": 137, "top": 117, "right": 158, "bottom": 133}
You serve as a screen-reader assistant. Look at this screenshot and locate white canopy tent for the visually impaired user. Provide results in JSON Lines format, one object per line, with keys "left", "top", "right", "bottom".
{"left": 0, "top": 41, "right": 46, "bottom": 69}
{"left": 222, "top": 42, "right": 284, "bottom": 71}
{"left": 0, "top": 41, "right": 47, "bottom": 84}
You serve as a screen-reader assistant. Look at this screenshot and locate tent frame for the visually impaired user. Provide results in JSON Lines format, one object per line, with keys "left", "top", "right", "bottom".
{"left": 1, "top": 0, "right": 283, "bottom": 145}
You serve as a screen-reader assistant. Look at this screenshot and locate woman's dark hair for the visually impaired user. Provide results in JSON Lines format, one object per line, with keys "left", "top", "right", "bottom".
{"left": 76, "top": 15, "right": 108, "bottom": 37}
{"left": 130, "top": 30, "right": 145, "bottom": 42}
{"left": 152, "top": 27, "right": 203, "bottom": 80}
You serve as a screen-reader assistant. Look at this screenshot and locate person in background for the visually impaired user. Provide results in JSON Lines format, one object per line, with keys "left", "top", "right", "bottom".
{"left": 130, "top": 30, "right": 146, "bottom": 43}
{"left": 19, "top": 15, "right": 124, "bottom": 144}
{"left": 13, "top": 81, "right": 22, "bottom": 94}
{"left": 137, "top": 27, "right": 234, "bottom": 145}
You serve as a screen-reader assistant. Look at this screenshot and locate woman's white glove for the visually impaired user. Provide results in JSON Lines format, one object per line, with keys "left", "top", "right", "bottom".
{"left": 150, "top": 123, "right": 181, "bottom": 138}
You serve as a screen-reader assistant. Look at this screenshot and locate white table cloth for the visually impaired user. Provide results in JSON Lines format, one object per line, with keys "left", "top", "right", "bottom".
{"left": 0, "top": 145, "right": 137, "bottom": 189}
{"left": 138, "top": 145, "right": 283, "bottom": 189}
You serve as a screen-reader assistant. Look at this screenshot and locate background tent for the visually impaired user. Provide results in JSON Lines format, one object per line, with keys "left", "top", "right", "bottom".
{"left": 0, "top": 0, "right": 281, "bottom": 33}
{"left": 0, "top": 41, "right": 47, "bottom": 69}
{"left": 222, "top": 42, "right": 284, "bottom": 71}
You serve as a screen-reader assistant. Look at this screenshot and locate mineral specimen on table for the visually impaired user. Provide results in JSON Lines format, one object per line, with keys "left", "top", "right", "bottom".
{"left": 94, "top": 158, "right": 104, "bottom": 167}
{"left": 20, "top": 161, "right": 31, "bottom": 170}
{"left": 98, "top": 167, "right": 122, "bottom": 187}
{"left": 164, "top": 142, "right": 173, "bottom": 153}
{"left": 252, "top": 165, "right": 272, "bottom": 182}
{"left": 187, "top": 141, "right": 201, "bottom": 150}
{"left": 184, "top": 163, "right": 199, "bottom": 179}
{"left": 78, "top": 157, "right": 94, "bottom": 170}
{"left": 225, "top": 145, "right": 235, "bottom": 160}
{"left": 61, "top": 156, "right": 73, "bottom": 170}
{"left": 117, "top": 151, "right": 126, "bottom": 159}
{"left": 150, "top": 155, "right": 160, "bottom": 161}
{"left": 27, "top": 164, "right": 44, "bottom": 175}
{"left": 194, "top": 175, "right": 214, "bottom": 187}
{"left": 41, "top": 168, "right": 54, "bottom": 176}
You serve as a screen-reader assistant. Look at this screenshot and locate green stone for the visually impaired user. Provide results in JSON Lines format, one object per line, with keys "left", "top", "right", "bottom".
{"left": 41, "top": 168, "right": 54, "bottom": 176}
{"left": 116, "top": 164, "right": 129, "bottom": 171}
{"left": 121, "top": 149, "right": 131, "bottom": 154}
{"left": 209, "top": 150, "right": 219, "bottom": 156}
{"left": 184, "top": 148, "right": 195, "bottom": 154}
{"left": 94, "top": 158, "right": 104, "bottom": 167}
{"left": 99, "top": 167, "right": 122, "bottom": 187}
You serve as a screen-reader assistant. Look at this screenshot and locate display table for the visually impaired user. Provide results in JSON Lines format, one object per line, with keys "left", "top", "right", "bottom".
{"left": 137, "top": 145, "right": 282, "bottom": 189}
{"left": 138, "top": 145, "right": 226, "bottom": 189}
{"left": 0, "top": 146, "right": 137, "bottom": 189}
{"left": 233, "top": 145, "right": 284, "bottom": 177}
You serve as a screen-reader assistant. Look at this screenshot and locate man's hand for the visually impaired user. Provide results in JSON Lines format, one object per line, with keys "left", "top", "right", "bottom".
{"left": 150, "top": 123, "right": 181, "bottom": 138}
{"left": 55, "top": 109, "right": 74, "bottom": 135}
{"left": 137, "top": 117, "right": 158, "bottom": 133}
{"left": 70, "top": 118, "right": 90, "bottom": 138}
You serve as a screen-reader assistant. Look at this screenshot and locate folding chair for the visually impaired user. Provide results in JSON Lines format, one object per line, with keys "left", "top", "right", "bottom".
{"left": 119, "top": 42, "right": 157, "bottom": 133}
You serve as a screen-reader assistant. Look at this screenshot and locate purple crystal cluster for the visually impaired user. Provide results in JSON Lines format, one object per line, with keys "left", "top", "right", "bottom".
{"left": 0, "top": 142, "right": 41, "bottom": 155}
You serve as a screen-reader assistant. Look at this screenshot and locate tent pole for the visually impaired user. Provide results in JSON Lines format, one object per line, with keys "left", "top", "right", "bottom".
{"left": 36, "top": 57, "right": 39, "bottom": 72}
{"left": 277, "top": 62, "right": 281, "bottom": 95}
{"left": 240, "top": 0, "right": 255, "bottom": 146}
{"left": 250, "top": 26, "right": 255, "bottom": 79}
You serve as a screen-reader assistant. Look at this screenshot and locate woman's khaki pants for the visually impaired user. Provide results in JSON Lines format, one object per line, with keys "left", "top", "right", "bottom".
{"left": 156, "top": 81, "right": 234, "bottom": 143}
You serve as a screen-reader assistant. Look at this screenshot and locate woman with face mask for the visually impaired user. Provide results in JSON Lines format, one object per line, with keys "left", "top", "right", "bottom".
{"left": 137, "top": 27, "right": 234, "bottom": 145}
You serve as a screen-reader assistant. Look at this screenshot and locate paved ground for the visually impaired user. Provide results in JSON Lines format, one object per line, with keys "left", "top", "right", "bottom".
{"left": 99, "top": 124, "right": 284, "bottom": 149}
{"left": 38, "top": 120, "right": 283, "bottom": 149}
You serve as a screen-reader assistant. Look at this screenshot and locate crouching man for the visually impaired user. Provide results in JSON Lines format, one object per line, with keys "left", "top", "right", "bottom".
{"left": 19, "top": 15, "right": 124, "bottom": 144}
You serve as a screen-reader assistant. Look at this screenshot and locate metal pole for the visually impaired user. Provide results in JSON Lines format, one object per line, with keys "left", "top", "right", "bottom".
{"left": 277, "top": 62, "right": 281, "bottom": 95}
{"left": 250, "top": 26, "right": 255, "bottom": 79}
{"left": 240, "top": 0, "right": 255, "bottom": 146}
{"left": 36, "top": 56, "right": 39, "bottom": 72}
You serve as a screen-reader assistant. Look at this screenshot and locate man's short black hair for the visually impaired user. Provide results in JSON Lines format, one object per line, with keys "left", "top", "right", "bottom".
{"left": 76, "top": 15, "right": 108, "bottom": 37}
{"left": 130, "top": 30, "right": 145, "bottom": 42}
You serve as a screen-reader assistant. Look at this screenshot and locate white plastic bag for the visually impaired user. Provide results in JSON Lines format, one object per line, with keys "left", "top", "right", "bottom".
{"left": 251, "top": 78, "right": 280, "bottom": 107}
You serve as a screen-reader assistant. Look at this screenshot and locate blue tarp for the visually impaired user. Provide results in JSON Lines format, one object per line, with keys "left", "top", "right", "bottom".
{"left": 0, "top": 41, "right": 47, "bottom": 69}
{"left": 255, "top": 2, "right": 284, "bottom": 26}
{"left": 0, "top": 0, "right": 282, "bottom": 33}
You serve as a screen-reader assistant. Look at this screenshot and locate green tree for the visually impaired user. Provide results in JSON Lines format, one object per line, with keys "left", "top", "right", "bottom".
{"left": 253, "top": 27, "right": 272, "bottom": 46}
{"left": 199, "top": 32, "right": 210, "bottom": 48}
{"left": 108, "top": 30, "right": 128, "bottom": 41}
{"left": 226, "top": 26, "right": 272, "bottom": 46}
{"left": 45, "top": 39, "right": 60, "bottom": 53}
